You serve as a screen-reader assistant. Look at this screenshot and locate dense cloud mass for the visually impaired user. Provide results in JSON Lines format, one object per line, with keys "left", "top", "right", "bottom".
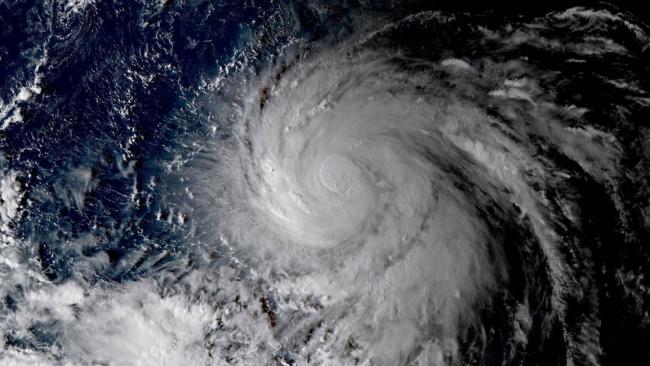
{"left": 1, "top": 1, "right": 649, "bottom": 365}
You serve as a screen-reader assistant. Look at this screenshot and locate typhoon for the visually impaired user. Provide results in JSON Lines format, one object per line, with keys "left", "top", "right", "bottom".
{"left": 1, "top": 1, "right": 649, "bottom": 366}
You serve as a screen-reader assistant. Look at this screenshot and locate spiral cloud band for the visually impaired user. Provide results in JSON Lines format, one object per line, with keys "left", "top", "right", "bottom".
{"left": 220, "top": 47, "right": 509, "bottom": 362}
{"left": 195, "top": 9, "right": 635, "bottom": 364}
{"left": 1, "top": 2, "right": 649, "bottom": 366}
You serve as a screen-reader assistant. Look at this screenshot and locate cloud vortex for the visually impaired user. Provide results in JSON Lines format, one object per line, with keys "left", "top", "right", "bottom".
{"left": 204, "top": 10, "right": 616, "bottom": 364}
{"left": 3, "top": 3, "right": 649, "bottom": 365}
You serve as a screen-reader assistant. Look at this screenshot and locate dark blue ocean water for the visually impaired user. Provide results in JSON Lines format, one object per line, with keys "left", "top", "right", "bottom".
{"left": 1, "top": 1, "right": 650, "bottom": 365}
{"left": 1, "top": 0, "right": 280, "bottom": 282}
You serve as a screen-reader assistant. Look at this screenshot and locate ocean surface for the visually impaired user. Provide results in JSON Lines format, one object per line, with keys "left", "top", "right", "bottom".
{"left": 1, "top": 1, "right": 649, "bottom": 365}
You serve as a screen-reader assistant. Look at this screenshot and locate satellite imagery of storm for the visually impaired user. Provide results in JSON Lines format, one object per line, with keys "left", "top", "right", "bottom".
{"left": 1, "top": 0, "right": 649, "bottom": 365}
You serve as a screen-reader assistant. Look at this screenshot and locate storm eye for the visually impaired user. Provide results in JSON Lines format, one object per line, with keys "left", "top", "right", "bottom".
{"left": 318, "top": 154, "right": 361, "bottom": 196}
{"left": 1, "top": 2, "right": 648, "bottom": 366}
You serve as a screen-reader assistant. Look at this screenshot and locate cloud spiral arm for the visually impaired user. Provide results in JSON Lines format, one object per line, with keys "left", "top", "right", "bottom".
{"left": 1, "top": 3, "right": 649, "bottom": 365}
{"left": 205, "top": 18, "right": 574, "bottom": 364}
